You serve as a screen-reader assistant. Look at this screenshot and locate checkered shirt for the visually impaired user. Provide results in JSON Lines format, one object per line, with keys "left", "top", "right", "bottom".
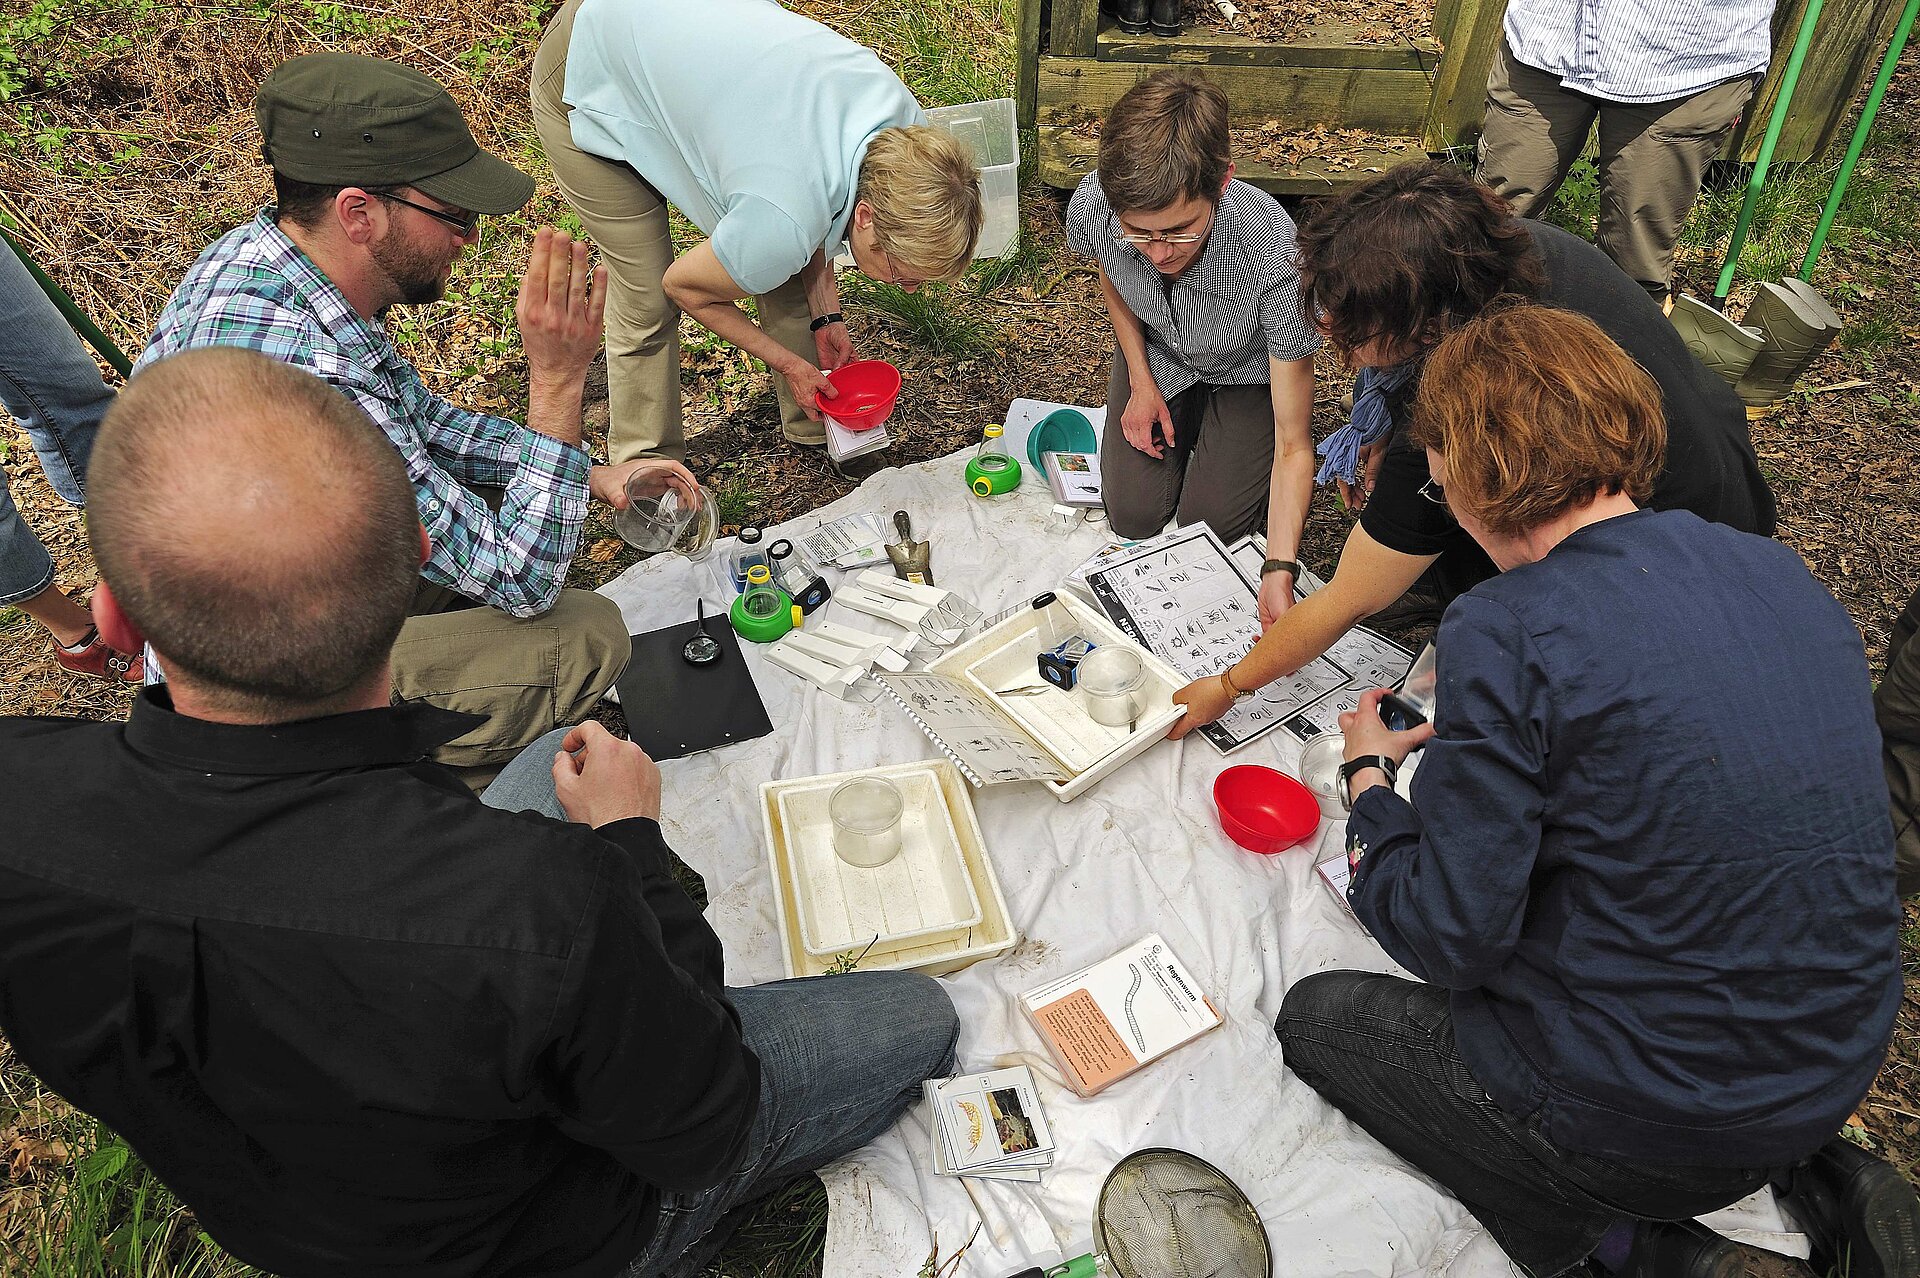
{"left": 1066, "top": 176, "right": 1320, "bottom": 401}
{"left": 136, "top": 210, "right": 590, "bottom": 618}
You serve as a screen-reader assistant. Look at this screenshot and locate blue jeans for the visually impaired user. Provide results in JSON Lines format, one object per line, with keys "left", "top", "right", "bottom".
{"left": 482, "top": 732, "right": 962, "bottom": 1278}
{"left": 0, "top": 242, "right": 113, "bottom": 605}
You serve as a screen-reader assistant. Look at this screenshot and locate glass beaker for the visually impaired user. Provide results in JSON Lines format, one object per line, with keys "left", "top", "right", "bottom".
{"left": 612, "top": 462, "right": 718, "bottom": 560}
{"left": 829, "top": 776, "right": 905, "bottom": 868}
{"left": 1079, "top": 646, "right": 1147, "bottom": 727}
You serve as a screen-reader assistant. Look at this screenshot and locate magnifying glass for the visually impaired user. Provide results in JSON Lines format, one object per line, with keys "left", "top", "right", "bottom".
{"left": 683, "top": 600, "right": 722, "bottom": 666}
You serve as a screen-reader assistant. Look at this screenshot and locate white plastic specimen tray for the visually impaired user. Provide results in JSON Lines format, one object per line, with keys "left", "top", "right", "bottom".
{"left": 761, "top": 759, "right": 1016, "bottom": 978}
{"left": 776, "top": 767, "right": 982, "bottom": 957}
{"left": 932, "top": 592, "right": 1184, "bottom": 801}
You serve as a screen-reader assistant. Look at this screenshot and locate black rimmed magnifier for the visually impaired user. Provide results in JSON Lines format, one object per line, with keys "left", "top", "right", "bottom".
{"left": 682, "top": 600, "right": 722, "bottom": 666}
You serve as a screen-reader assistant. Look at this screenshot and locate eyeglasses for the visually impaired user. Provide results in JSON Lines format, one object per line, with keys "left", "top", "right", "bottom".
{"left": 374, "top": 191, "right": 481, "bottom": 237}
{"left": 874, "top": 243, "right": 924, "bottom": 292}
{"left": 1112, "top": 204, "right": 1216, "bottom": 247}
{"left": 1418, "top": 477, "right": 1448, "bottom": 508}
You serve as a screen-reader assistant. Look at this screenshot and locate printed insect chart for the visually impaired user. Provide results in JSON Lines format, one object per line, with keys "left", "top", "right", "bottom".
{"left": 1084, "top": 525, "right": 1414, "bottom": 753}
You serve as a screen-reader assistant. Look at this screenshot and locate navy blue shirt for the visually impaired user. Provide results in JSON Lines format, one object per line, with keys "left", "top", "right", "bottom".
{"left": 1348, "top": 509, "right": 1899, "bottom": 1166}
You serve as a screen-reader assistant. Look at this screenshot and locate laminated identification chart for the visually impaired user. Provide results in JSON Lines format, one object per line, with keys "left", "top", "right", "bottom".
{"left": 1086, "top": 526, "right": 1413, "bottom": 752}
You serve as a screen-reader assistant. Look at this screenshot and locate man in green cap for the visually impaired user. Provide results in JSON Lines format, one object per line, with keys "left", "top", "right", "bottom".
{"left": 138, "top": 52, "right": 683, "bottom": 774}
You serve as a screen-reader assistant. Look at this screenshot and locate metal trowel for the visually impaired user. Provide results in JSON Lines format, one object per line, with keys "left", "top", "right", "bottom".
{"left": 885, "top": 509, "right": 935, "bottom": 587}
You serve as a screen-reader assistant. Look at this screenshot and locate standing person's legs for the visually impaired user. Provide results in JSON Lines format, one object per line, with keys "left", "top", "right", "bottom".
{"left": 532, "top": 0, "right": 684, "bottom": 463}
{"left": 390, "top": 589, "right": 631, "bottom": 773}
{"left": 1592, "top": 75, "right": 1757, "bottom": 301}
{"left": 1096, "top": 348, "right": 1208, "bottom": 539}
{"left": 1477, "top": 37, "right": 1601, "bottom": 218}
{"left": 1174, "top": 382, "right": 1275, "bottom": 543}
{"left": 753, "top": 277, "right": 826, "bottom": 446}
{"left": 1878, "top": 585, "right": 1920, "bottom": 897}
{"left": 0, "top": 237, "right": 111, "bottom": 507}
{"left": 1277, "top": 971, "right": 1768, "bottom": 1277}
{"left": 627, "top": 971, "right": 960, "bottom": 1277}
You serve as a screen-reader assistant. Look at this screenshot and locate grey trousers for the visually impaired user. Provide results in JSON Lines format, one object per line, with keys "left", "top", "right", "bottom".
{"left": 1877, "top": 584, "right": 1920, "bottom": 897}
{"left": 1477, "top": 37, "right": 1757, "bottom": 299}
{"left": 531, "top": 0, "right": 822, "bottom": 458}
{"left": 1098, "top": 350, "right": 1273, "bottom": 542}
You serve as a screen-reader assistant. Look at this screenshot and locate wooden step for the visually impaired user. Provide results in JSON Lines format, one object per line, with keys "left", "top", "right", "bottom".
{"left": 1037, "top": 53, "right": 1434, "bottom": 135}
{"left": 1096, "top": 18, "right": 1442, "bottom": 71}
{"left": 1037, "top": 125, "right": 1430, "bottom": 194}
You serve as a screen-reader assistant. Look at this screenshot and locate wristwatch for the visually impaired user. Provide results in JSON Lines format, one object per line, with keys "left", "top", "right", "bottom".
{"left": 808, "top": 311, "right": 845, "bottom": 332}
{"left": 1260, "top": 558, "right": 1301, "bottom": 580}
{"left": 1337, "top": 754, "right": 1398, "bottom": 811}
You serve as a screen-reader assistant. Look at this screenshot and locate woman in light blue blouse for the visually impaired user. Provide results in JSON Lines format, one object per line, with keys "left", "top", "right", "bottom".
{"left": 532, "top": 0, "right": 983, "bottom": 460}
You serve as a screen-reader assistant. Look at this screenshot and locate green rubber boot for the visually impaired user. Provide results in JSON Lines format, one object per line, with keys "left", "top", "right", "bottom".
{"left": 1669, "top": 293, "right": 1765, "bottom": 387}
{"left": 1735, "top": 278, "right": 1844, "bottom": 411}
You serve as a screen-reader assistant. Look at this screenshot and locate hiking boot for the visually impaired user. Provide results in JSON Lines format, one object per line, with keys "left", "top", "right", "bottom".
{"left": 1734, "top": 278, "right": 1843, "bottom": 410}
{"left": 1365, "top": 584, "right": 1446, "bottom": 633}
{"left": 1150, "top": 0, "right": 1183, "bottom": 36}
{"left": 1107, "top": 0, "right": 1151, "bottom": 33}
{"left": 1668, "top": 293, "right": 1764, "bottom": 387}
{"left": 1616, "top": 1220, "right": 1742, "bottom": 1278}
{"left": 53, "top": 627, "right": 144, "bottom": 683}
{"left": 1775, "top": 1137, "right": 1920, "bottom": 1278}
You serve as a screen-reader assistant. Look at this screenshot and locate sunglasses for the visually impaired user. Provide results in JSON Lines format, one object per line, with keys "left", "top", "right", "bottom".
{"left": 374, "top": 191, "right": 481, "bottom": 237}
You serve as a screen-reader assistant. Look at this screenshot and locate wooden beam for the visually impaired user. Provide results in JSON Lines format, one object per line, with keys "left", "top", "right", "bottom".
{"left": 1039, "top": 125, "right": 1430, "bottom": 193}
{"left": 1050, "top": 0, "right": 1098, "bottom": 58}
{"left": 1422, "top": 0, "right": 1509, "bottom": 152}
{"left": 1732, "top": 0, "right": 1907, "bottom": 162}
{"left": 1038, "top": 55, "right": 1436, "bottom": 134}
{"left": 1097, "top": 22, "right": 1443, "bottom": 71}
{"left": 1017, "top": 0, "right": 1044, "bottom": 132}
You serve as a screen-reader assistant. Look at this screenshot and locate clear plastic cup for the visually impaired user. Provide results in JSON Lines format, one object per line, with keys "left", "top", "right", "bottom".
{"left": 1079, "top": 646, "right": 1147, "bottom": 727}
{"left": 829, "top": 777, "right": 905, "bottom": 868}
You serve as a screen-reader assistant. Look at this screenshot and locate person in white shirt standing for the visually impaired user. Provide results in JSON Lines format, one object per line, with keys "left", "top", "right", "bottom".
{"left": 1476, "top": 0, "right": 1774, "bottom": 304}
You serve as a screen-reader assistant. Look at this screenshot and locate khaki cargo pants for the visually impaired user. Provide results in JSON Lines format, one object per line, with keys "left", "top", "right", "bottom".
{"left": 530, "top": 0, "right": 822, "bottom": 461}
{"left": 1877, "top": 584, "right": 1920, "bottom": 897}
{"left": 392, "top": 582, "right": 630, "bottom": 779}
{"left": 1477, "top": 37, "right": 1757, "bottom": 300}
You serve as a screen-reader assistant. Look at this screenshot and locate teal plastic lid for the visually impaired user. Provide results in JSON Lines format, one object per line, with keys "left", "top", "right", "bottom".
{"left": 1027, "top": 408, "right": 1099, "bottom": 469}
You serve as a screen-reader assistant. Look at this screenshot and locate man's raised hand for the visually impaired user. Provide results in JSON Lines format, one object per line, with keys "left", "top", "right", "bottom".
{"left": 518, "top": 228, "right": 607, "bottom": 401}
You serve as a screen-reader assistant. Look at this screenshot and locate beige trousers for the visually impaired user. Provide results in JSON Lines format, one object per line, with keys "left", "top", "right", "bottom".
{"left": 1877, "top": 585, "right": 1920, "bottom": 897}
{"left": 391, "top": 586, "right": 630, "bottom": 775}
{"left": 531, "top": 0, "right": 822, "bottom": 459}
{"left": 1477, "top": 37, "right": 1757, "bottom": 298}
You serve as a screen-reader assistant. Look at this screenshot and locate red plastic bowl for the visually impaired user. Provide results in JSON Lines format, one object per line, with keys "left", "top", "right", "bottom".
{"left": 1213, "top": 765, "right": 1320, "bottom": 855}
{"left": 816, "top": 360, "right": 902, "bottom": 431}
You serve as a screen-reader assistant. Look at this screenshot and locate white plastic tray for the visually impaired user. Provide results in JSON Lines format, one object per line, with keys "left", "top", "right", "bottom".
{"left": 931, "top": 593, "right": 1184, "bottom": 802}
{"left": 761, "top": 759, "right": 1017, "bottom": 978}
{"left": 776, "top": 768, "right": 982, "bottom": 957}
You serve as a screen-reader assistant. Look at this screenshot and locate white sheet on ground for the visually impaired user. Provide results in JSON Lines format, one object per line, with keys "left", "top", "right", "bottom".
{"left": 598, "top": 414, "right": 1804, "bottom": 1277}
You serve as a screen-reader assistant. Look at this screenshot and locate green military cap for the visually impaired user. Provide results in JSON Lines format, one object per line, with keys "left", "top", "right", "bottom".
{"left": 255, "top": 52, "right": 534, "bottom": 216}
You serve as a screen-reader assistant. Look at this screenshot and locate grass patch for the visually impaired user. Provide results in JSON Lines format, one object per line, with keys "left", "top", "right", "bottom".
{"left": 827, "top": 0, "right": 1016, "bottom": 106}
{"left": 841, "top": 277, "right": 1000, "bottom": 357}
{"left": 966, "top": 229, "right": 1052, "bottom": 296}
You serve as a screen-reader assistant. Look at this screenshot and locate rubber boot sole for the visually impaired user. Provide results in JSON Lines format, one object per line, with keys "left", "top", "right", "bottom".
{"left": 1735, "top": 278, "right": 1843, "bottom": 409}
{"left": 1833, "top": 1158, "right": 1920, "bottom": 1278}
{"left": 1669, "top": 293, "right": 1764, "bottom": 387}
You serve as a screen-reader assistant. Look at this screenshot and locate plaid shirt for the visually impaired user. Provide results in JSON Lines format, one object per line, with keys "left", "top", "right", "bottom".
{"left": 1066, "top": 176, "right": 1320, "bottom": 401}
{"left": 136, "top": 210, "right": 590, "bottom": 618}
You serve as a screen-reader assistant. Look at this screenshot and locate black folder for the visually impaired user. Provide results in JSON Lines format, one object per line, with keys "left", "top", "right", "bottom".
{"left": 613, "top": 616, "right": 774, "bottom": 762}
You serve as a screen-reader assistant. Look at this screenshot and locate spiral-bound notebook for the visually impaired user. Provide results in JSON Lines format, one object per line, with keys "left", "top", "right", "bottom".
{"left": 874, "top": 672, "right": 1067, "bottom": 787}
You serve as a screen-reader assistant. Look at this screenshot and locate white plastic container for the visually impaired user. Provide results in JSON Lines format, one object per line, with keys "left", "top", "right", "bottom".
{"left": 932, "top": 592, "right": 1184, "bottom": 800}
{"left": 761, "top": 760, "right": 1016, "bottom": 977}
{"left": 777, "top": 769, "right": 980, "bottom": 954}
{"left": 926, "top": 98, "right": 1019, "bottom": 259}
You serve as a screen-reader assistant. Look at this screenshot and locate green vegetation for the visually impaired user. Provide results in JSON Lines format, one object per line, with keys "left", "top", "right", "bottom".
{"left": 841, "top": 276, "right": 1002, "bottom": 358}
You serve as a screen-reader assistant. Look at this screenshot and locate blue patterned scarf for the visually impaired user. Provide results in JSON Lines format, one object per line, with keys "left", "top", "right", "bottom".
{"left": 1314, "top": 361, "right": 1419, "bottom": 487}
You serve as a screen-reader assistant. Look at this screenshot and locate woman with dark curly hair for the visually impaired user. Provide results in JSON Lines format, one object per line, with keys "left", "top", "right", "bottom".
{"left": 1170, "top": 161, "right": 1774, "bottom": 739}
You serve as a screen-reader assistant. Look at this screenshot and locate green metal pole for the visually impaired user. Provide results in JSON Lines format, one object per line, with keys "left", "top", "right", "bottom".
{"left": 1799, "top": 0, "right": 1919, "bottom": 280}
{"left": 1713, "top": 0, "right": 1828, "bottom": 306}
{"left": 0, "top": 226, "right": 131, "bottom": 377}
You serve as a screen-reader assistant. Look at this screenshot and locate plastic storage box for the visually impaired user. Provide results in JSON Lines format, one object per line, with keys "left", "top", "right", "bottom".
{"left": 926, "top": 98, "right": 1019, "bottom": 259}
{"left": 930, "top": 592, "right": 1184, "bottom": 802}
{"left": 762, "top": 759, "right": 1016, "bottom": 978}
